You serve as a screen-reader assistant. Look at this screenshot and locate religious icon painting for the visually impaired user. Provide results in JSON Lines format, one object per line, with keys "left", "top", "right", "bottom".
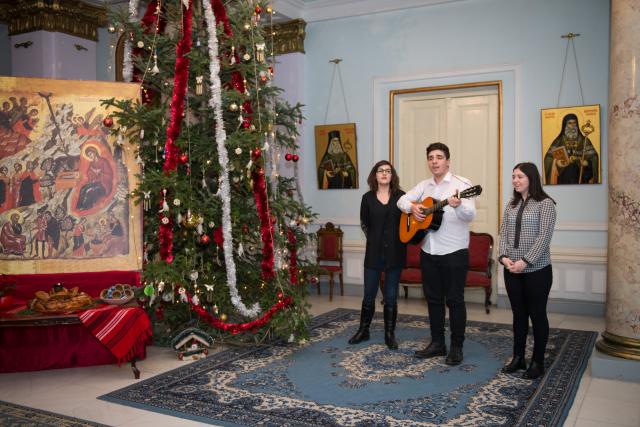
{"left": 314, "top": 123, "right": 359, "bottom": 190}
{"left": 0, "top": 76, "right": 142, "bottom": 274}
{"left": 541, "top": 105, "right": 601, "bottom": 185}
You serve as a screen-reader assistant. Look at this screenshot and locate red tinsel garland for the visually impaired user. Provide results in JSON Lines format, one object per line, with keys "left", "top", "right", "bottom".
{"left": 131, "top": 0, "right": 166, "bottom": 103}
{"left": 287, "top": 227, "right": 298, "bottom": 285}
{"left": 211, "top": 0, "right": 232, "bottom": 36}
{"left": 252, "top": 168, "right": 275, "bottom": 280}
{"left": 159, "top": 214, "right": 174, "bottom": 263}
{"left": 190, "top": 296, "right": 292, "bottom": 334}
{"left": 162, "top": 0, "right": 193, "bottom": 173}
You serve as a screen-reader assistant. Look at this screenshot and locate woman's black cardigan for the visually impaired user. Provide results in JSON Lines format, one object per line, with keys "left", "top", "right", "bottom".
{"left": 360, "top": 190, "right": 407, "bottom": 269}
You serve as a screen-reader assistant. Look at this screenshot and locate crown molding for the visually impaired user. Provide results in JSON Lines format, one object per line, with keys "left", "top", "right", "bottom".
{"left": 0, "top": 0, "right": 107, "bottom": 41}
{"left": 275, "top": 0, "right": 468, "bottom": 23}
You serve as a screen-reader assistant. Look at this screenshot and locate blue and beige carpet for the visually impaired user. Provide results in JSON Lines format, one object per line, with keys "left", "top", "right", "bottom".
{"left": 0, "top": 400, "right": 110, "bottom": 426}
{"left": 100, "top": 308, "right": 596, "bottom": 426}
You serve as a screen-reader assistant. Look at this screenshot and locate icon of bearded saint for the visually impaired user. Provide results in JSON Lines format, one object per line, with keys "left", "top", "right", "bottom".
{"left": 317, "top": 130, "right": 357, "bottom": 189}
{"left": 543, "top": 113, "right": 599, "bottom": 185}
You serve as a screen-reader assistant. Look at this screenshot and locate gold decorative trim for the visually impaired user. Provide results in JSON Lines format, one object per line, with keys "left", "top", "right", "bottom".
{"left": 270, "top": 19, "right": 306, "bottom": 55}
{"left": 0, "top": 0, "right": 107, "bottom": 42}
{"left": 596, "top": 331, "right": 640, "bottom": 361}
{"left": 388, "top": 81, "right": 504, "bottom": 229}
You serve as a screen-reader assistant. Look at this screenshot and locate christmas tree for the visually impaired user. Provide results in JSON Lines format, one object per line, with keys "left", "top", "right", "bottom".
{"left": 104, "top": 0, "right": 315, "bottom": 345}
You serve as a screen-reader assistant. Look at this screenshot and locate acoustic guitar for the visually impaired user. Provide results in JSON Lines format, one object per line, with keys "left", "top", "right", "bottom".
{"left": 399, "top": 185, "right": 483, "bottom": 244}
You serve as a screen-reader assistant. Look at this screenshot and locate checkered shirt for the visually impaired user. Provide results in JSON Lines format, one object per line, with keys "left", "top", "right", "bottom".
{"left": 498, "top": 197, "right": 556, "bottom": 273}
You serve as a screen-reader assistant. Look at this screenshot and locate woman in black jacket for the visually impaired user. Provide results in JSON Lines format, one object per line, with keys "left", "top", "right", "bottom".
{"left": 349, "top": 160, "right": 406, "bottom": 349}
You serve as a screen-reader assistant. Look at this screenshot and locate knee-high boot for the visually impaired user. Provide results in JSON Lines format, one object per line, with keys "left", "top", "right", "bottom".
{"left": 384, "top": 304, "right": 398, "bottom": 350}
{"left": 348, "top": 301, "right": 374, "bottom": 344}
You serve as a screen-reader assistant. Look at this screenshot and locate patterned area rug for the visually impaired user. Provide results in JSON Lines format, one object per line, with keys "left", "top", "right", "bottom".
{"left": 0, "top": 400, "right": 110, "bottom": 427}
{"left": 100, "top": 308, "right": 596, "bottom": 426}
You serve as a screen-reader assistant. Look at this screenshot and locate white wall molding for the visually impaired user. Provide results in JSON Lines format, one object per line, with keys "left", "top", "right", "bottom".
{"left": 554, "top": 222, "right": 608, "bottom": 232}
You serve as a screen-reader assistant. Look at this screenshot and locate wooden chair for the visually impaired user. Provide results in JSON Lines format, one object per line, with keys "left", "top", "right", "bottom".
{"left": 316, "top": 222, "right": 344, "bottom": 301}
{"left": 466, "top": 231, "right": 494, "bottom": 314}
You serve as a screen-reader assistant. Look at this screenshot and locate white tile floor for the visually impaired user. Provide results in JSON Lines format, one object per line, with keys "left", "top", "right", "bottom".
{"left": 1, "top": 294, "right": 638, "bottom": 427}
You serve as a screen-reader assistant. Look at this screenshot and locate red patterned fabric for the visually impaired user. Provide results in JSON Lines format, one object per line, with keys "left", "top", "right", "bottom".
{"left": 79, "top": 305, "right": 152, "bottom": 364}
{"left": 0, "top": 323, "right": 117, "bottom": 373}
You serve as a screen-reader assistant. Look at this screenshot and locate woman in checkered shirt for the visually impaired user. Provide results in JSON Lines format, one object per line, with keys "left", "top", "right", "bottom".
{"left": 498, "top": 162, "right": 556, "bottom": 380}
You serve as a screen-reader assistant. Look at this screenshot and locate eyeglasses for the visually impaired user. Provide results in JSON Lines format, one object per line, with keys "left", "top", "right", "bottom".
{"left": 376, "top": 168, "right": 392, "bottom": 175}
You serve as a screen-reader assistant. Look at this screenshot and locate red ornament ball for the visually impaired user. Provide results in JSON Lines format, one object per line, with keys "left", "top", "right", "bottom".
{"left": 255, "top": 5, "right": 262, "bottom": 14}
{"left": 200, "top": 234, "right": 211, "bottom": 245}
{"left": 242, "top": 121, "right": 250, "bottom": 129}
{"left": 285, "top": 153, "right": 293, "bottom": 161}
{"left": 179, "top": 153, "right": 189, "bottom": 164}
{"left": 292, "top": 154, "right": 299, "bottom": 162}
{"left": 277, "top": 291, "right": 284, "bottom": 299}
{"left": 103, "top": 117, "right": 114, "bottom": 128}
{"left": 251, "top": 147, "right": 262, "bottom": 159}
{"left": 310, "top": 276, "right": 319, "bottom": 284}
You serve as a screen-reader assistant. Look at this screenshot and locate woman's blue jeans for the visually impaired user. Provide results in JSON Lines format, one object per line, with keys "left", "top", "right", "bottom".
{"left": 363, "top": 263, "right": 401, "bottom": 306}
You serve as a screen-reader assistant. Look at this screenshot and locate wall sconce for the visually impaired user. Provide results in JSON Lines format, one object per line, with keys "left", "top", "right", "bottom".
{"left": 14, "top": 41, "right": 33, "bottom": 49}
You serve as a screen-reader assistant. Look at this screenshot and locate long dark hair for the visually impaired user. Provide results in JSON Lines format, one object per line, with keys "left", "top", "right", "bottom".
{"left": 367, "top": 160, "right": 400, "bottom": 193}
{"left": 511, "top": 162, "right": 555, "bottom": 206}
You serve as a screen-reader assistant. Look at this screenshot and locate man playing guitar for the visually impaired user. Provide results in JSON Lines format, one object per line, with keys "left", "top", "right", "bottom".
{"left": 397, "top": 142, "right": 476, "bottom": 365}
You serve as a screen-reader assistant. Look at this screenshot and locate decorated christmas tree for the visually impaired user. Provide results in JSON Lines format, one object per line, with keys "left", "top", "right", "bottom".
{"left": 104, "top": 0, "right": 315, "bottom": 345}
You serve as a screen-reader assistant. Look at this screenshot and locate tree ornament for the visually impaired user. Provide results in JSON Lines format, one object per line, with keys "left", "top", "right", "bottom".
{"left": 136, "top": 40, "right": 144, "bottom": 48}
{"left": 243, "top": 23, "right": 251, "bottom": 30}
{"left": 179, "top": 153, "right": 189, "bottom": 164}
{"left": 183, "top": 210, "right": 201, "bottom": 229}
{"left": 255, "top": 43, "right": 266, "bottom": 62}
{"left": 259, "top": 70, "right": 268, "bottom": 82}
{"left": 195, "top": 75, "right": 203, "bottom": 95}
{"left": 103, "top": 117, "right": 113, "bottom": 128}
{"left": 229, "top": 46, "right": 236, "bottom": 65}
{"left": 200, "top": 234, "right": 211, "bottom": 245}
{"left": 229, "top": 102, "right": 238, "bottom": 111}
{"left": 155, "top": 306, "right": 164, "bottom": 320}
{"left": 243, "top": 53, "right": 251, "bottom": 62}
{"left": 220, "top": 313, "right": 228, "bottom": 321}
{"left": 292, "top": 154, "right": 300, "bottom": 162}
{"left": 255, "top": 5, "right": 262, "bottom": 14}
{"left": 266, "top": 4, "right": 273, "bottom": 14}
{"left": 173, "top": 198, "right": 181, "bottom": 207}
{"left": 107, "top": 24, "right": 117, "bottom": 34}
{"left": 251, "top": 147, "right": 262, "bottom": 159}
{"left": 285, "top": 153, "right": 292, "bottom": 161}
{"left": 234, "top": 147, "right": 242, "bottom": 155}
{"left": 144, "top": 284, "right": 155, "bottom": 297}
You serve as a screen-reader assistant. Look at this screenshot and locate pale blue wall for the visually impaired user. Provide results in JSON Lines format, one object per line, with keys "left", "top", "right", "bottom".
{"left": 301, "top": 0, "right": 610, "bottom": 250}
{"left": 0, "top": 24, "right": 10, "bottom": 76}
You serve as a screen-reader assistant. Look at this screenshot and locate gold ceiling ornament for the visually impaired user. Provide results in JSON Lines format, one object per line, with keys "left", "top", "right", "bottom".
{"left": 270, "top": 19, "right": 306, "bottom": 55}
{"left": 0, "top": 0, "right": 107, "bottom": 42}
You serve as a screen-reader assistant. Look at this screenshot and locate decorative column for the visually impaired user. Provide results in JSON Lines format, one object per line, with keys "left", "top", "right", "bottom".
{"left": 596, "top": 0, "right": 640, "bottom": 361}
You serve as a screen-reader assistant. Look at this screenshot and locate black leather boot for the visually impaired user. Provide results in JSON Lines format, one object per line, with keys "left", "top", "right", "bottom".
{"left": 383, "top": 304, "right": 398, "bottom": 350}
{"left": 445, "top": 346, "right": 463, "bottom": 366}
{"left": 523, "top": 360, "right": 545, "bottom": 379}
{"left": 415, "top": 341, "right": 447, "bottom": 359}
{"left": 348, "top": 302, "right": 374, "bottom": 344}
{"left": 501, "top": 355, "right": 526, "bottom": 373}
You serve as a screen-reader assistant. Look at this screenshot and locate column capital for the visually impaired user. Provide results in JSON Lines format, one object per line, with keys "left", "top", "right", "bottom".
{"left": 0, "top": 0, "right": 107, "bottom": 42}
{"left": 270, "top": 19, "right": 306, "bottom": 55}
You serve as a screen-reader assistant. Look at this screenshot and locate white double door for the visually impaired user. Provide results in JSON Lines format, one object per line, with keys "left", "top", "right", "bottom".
{"left": 396, "top": 88, "right": 499, "bottom": 237}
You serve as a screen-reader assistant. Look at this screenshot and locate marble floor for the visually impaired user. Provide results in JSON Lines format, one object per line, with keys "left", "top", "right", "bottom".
{"left": 1, "top": 294, "right": 638, "bottom": 427}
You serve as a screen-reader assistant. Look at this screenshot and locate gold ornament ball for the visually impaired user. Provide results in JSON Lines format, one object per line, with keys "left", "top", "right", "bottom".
{"left": 107, "top": 25, "right": 117, "bottom": 34}
{"left": 220, "top": 313, "right": 228, "bottom": 321}
{"left": 182, "top": 213, "right": 201, "bottom": 229}
{"left": 229, "top": 103, "right": 238, "bottom": 111}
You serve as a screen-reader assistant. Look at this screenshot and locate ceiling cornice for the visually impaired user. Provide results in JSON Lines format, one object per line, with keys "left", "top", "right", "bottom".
{"left": 275, "top": 0, "right": 468, "bottom": 23}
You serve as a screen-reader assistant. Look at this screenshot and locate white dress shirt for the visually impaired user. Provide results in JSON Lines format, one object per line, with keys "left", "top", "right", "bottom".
{"left": 397, "top": 172, "right": 476, "bottom": 255}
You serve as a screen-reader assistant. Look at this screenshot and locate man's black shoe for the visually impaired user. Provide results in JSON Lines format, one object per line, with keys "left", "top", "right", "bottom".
{"left": 501, "top": 355, "right": 526, "bottom": 373}
{"left": 445, "top": 346, "right": 463, "bottom": 366}
{"left": 414, "top": 341, "right": 447, "bottom": 359}
{"left": 523, "top": 361, "right": 545, "bottom": 379}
